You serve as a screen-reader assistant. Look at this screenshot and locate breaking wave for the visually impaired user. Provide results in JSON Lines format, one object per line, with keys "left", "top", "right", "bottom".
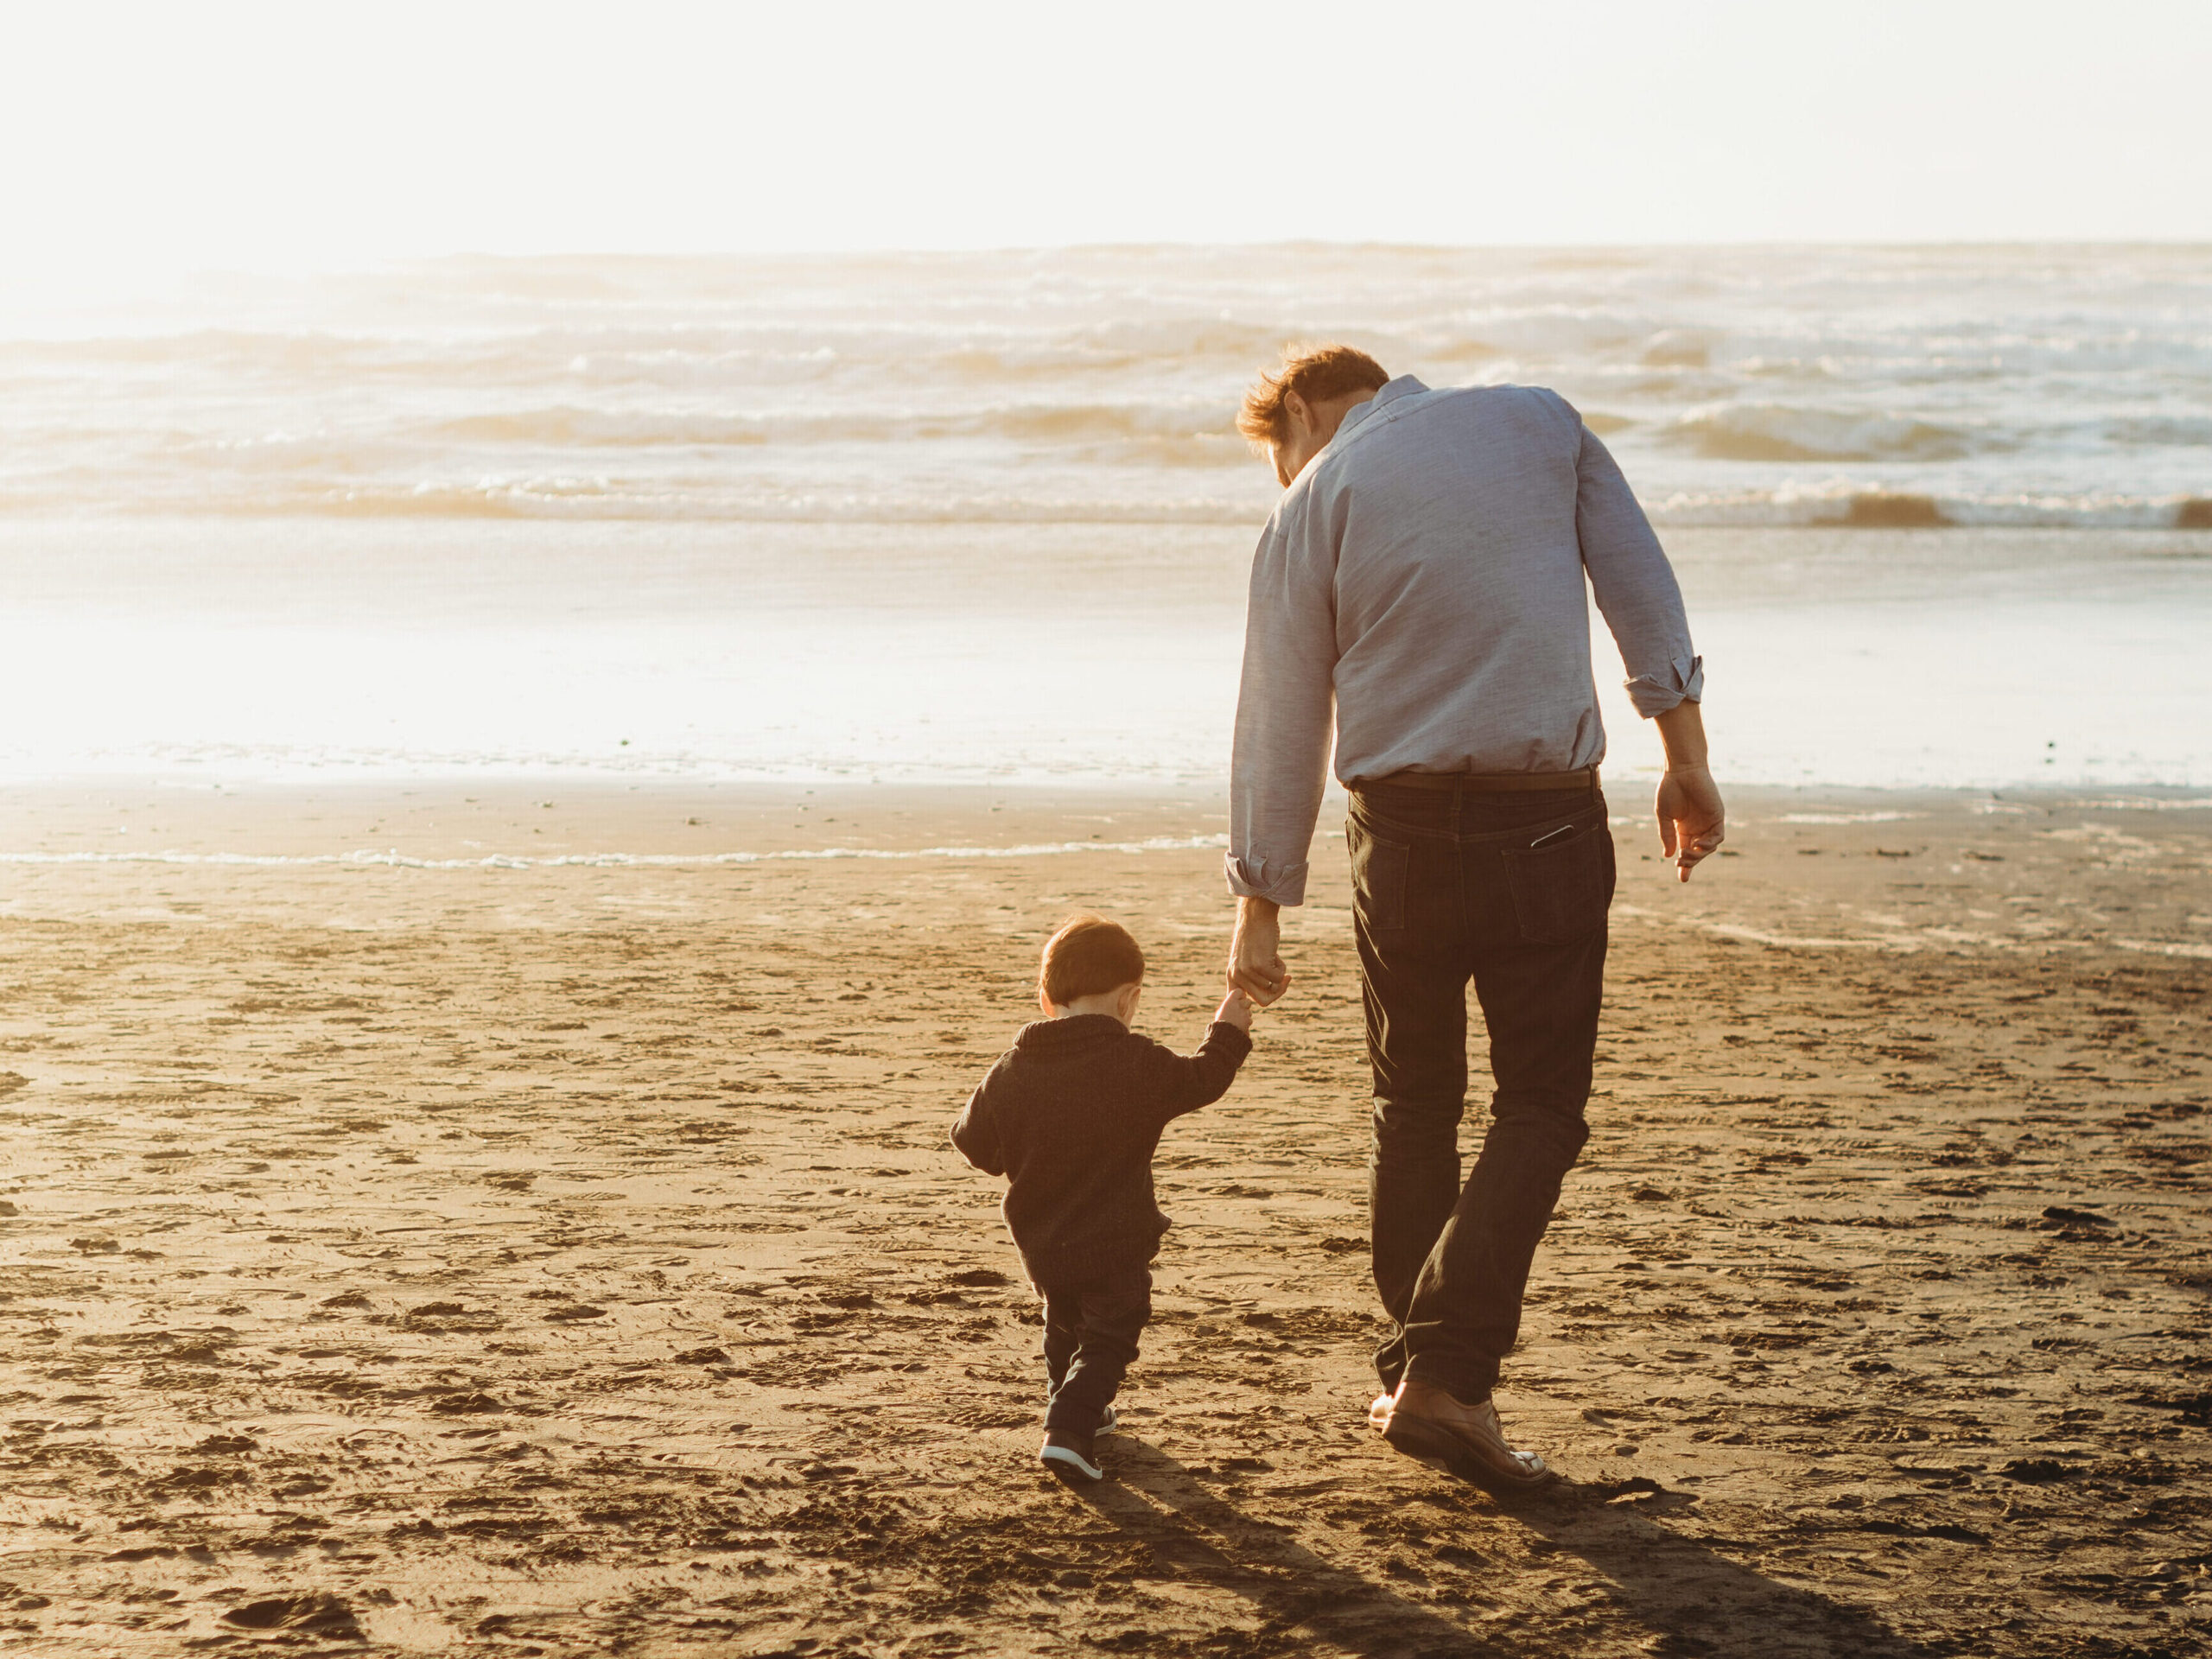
{"left": 150, "top": 484, "right": 1268, "bottom": 524}
{"left": 48, "top": 482, "right": 2203, "bottom": 530}
{"left": 427, "top": 400, "right": 1245, "bottom": 453}
{"left": 1641, "top": 491, "right": 2212, "bottom": 531}
{"left": 1665, "top": 404, "right": 1997, "bottom": 463}
{"left": 4, "top": 245, "right": 2209, "bottom": 530}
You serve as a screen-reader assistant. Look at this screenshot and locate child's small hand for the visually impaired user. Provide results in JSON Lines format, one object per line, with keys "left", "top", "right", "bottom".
{"left": 1215, "top": 985, "right": 1254, "bottom": 1033}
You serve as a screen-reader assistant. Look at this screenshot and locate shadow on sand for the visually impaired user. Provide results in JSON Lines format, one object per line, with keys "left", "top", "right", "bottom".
{"left": 1075, "top": 1437, "right": 1936, "bottom": 1659}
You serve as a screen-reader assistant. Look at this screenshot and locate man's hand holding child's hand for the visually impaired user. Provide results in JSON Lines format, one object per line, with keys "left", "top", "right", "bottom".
{"left": 1215, "top": 985, "right": 1255, "bottom": 1033}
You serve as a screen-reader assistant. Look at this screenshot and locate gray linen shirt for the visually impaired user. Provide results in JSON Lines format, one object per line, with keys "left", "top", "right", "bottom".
{"left": 1226, "top": 375, "right": 1703, "bottom": 907}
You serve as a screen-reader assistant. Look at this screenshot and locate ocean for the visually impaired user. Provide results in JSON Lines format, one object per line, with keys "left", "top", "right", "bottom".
{"left": 3, "top": 245, "right": 2207, "bottom": 788}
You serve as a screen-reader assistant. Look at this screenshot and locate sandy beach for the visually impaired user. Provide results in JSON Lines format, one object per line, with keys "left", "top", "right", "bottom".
{"left": 0, "top": 780, "right": 2205, "bottom": 1656}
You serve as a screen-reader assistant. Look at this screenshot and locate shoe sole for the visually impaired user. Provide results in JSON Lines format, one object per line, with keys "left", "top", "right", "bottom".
{"left": 1039, "top": 1445, "right": 1103, "bottom": 1484}
{"left": 1382, "top": 1413, "right": 1557, "bottom": 1497}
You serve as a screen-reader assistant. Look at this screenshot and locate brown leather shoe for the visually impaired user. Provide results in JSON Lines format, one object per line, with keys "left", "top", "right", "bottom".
{"left": 1379, "top": 1379, "right": 1556, "bottom": 1494}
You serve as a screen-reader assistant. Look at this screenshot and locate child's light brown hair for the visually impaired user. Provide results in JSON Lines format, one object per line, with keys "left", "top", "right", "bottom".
{"left": 1039, "top": 914, "right": 1146, "bottom": 1007}
{"left": 1236, "top": 343, "right": 1390, "bottom": 449}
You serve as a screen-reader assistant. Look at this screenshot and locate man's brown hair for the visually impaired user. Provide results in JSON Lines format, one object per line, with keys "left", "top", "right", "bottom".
{"left": 1039, "top": 914, "right": 1146, "bottom": 1007}
{"left": 1236, "top": 343, "right": 1390, "bottom": 448}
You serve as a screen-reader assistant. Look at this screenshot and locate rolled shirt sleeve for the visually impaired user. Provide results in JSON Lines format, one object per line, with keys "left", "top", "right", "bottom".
{"left": 1567, "top": 400, "right": 1704, "bottom": 717}
{"left": 1225, "top": 514, "right": 1339, "bottom": 908}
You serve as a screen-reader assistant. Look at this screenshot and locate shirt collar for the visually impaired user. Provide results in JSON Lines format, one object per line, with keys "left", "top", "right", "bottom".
{"left": 1337, "top": 374, "right": 1428, "bottom": 439}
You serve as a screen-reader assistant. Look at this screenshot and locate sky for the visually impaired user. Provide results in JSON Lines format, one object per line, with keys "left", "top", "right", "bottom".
{"left": 4, "top": 0, "right": 2209, "bottom": 278}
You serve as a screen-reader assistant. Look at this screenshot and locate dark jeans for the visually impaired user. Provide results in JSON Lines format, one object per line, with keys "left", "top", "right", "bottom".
{"left": 1349, "top": 778, "right": 1612, "bottom": 1402}
{"left": 1039, "top": 1264, "right": 1151, "bottom": 1434}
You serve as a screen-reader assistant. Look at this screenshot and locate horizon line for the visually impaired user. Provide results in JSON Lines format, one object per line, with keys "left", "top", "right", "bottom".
{"left": 5, "top": 237, "right": 2211, "bottom": 290}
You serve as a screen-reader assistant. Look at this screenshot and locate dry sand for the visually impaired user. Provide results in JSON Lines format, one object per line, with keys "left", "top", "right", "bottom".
{"left": 0, "top": 780, "right": 2207, "bottom": 1656}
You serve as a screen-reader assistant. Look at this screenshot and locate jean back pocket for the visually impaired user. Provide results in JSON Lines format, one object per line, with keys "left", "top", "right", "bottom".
{"left": 1499, "top": 819, "right": 1615, "bottom": 944}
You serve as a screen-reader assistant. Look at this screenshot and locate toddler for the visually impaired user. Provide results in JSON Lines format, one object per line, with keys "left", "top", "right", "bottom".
{"left": 951, "top": 914, "right": 1252, "bottom": 1483}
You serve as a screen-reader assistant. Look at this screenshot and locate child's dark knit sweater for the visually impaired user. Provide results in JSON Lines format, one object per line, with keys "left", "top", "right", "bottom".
{"left": 950, "top": 1014, "right": 1251, "bottom": 1283}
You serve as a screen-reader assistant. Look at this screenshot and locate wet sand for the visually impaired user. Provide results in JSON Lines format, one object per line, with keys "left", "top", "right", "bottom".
{"left": 0, "top": 782, "right": 2207, "bottom": 1656}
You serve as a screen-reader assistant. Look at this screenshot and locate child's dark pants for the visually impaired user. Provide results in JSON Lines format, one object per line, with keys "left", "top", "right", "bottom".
{"left": 1039, "top": 1265, "right": 1151, "bottom": 1434}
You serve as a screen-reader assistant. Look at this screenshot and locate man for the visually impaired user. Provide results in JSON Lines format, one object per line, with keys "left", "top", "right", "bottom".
{"left": 1224, "top": 343, "right": 1724, "bottom": 1493}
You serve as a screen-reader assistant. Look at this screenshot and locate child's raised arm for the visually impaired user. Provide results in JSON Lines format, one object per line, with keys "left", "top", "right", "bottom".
{"left": 1146, "top": 1002, "right": 1255, "bottom": 1122}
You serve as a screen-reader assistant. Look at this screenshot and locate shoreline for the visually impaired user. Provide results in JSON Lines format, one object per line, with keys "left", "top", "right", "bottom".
{"left": 5, "top": 772, "right": 2209, "bottom": 843}
{"left": 6, "top": 524, "right": 2212, "bottom": 795}
{"left": 3, "top": 780, "right": 2208, "bottom": 965}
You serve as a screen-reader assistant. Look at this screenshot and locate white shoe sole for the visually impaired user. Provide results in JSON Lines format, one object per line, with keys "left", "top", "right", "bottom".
{"left": 1040, "top": 1444, "right": 1103, "bottom": 1482}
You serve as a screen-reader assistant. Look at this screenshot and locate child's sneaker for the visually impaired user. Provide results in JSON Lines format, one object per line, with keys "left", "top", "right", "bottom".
{"left": 1039, "top": 1429, "right": 1103, "bottom": 1484}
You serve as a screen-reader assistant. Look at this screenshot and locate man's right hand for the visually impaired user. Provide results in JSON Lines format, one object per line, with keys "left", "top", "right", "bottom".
{"left": 1229, "top": 896, "right": 1292, "bottom": 1006}
{"left": 1651, "top": 700, "right": 1725, "bottom": 883}
{"left": 1656, "top": 765, "right": 1726, "bottom": 881}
